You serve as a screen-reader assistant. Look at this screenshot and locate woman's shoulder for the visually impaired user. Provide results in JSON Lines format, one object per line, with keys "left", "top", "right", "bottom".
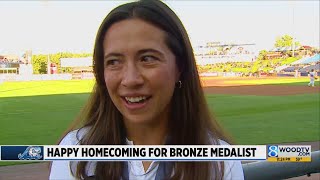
{"left": 218, "top": 139, "right": 230, "bottom": 145}
{"left": 59, "top": 127, "right": 90, "bottom": 145}
{"left": 216, "top": 141, "right": 244, "bottom": 180}
{"left": 207, "top": 133, "right": 244, "bottom": 179}
{"left": 207, "top": 131, "right": 231, "bottom": 145}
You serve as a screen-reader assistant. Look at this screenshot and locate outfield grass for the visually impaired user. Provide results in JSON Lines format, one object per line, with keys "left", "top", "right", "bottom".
{"left": 0, "top": 80, "right": 319, "bottom": 166}
{"left": 207, "top": 94, "right": 319, "bottom": 144}
{"left": 1, "top": 81, "right": 93, "bottom": 166}
{"left": 0, "top": 80, "right": 95, "bottom": 97}
{"left": 225, "top": 77, "right": 320, "bottom": 86}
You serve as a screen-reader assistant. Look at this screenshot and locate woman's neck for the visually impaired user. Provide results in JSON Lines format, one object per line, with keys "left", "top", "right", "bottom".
{"left": 123, "top": 117, "right": 169, "bottom": 172}
{"left": 125, "top": 120, "right": 168, "bottom": 145}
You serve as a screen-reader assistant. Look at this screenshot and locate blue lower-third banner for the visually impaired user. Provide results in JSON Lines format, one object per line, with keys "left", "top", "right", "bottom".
{"left": 1, "top": 146, "right": 44, "bottom": 160}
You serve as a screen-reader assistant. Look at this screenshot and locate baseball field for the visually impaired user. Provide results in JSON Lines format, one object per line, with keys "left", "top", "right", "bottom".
{"left": 0, "top": 77, "right": 319, "bottom": 168}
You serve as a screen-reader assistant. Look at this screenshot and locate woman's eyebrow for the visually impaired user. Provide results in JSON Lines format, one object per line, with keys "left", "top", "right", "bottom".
{"left": 137, "top": 49, "right": 164, "bottom": 57}
{"left": 104, "top": 53, "right": 123, "bottom": 60}
{"left": 104, "top": 49, "right": 165, "bottom": 60}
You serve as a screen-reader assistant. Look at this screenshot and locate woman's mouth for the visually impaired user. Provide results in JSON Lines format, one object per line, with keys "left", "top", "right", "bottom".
{"left": 122, "top": 96, "right": 152, "bottom": 110}
{"left": 125, "top": 96, "right": 148, "bottom": 103}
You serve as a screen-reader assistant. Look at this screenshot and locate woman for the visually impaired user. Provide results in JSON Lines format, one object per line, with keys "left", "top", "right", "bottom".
{"left": 49, "top": 0, "right": 244, "bottom": 179}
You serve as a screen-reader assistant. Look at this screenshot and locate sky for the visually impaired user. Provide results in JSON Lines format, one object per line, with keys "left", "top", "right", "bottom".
{"left": 0, "top": 0, "right": 319, "bottom": 55}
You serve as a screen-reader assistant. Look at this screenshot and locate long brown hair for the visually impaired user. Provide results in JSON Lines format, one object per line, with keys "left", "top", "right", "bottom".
{"left": 64, "top": 0, "right": 231, "bottom": 179}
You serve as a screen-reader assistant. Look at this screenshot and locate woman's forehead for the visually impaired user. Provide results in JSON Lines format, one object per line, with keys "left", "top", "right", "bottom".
{"left": 105, "top": 19, "right": 165, "bottom": 41}
{"left": 103, "top": 19, "right": 169, "bottom": 54}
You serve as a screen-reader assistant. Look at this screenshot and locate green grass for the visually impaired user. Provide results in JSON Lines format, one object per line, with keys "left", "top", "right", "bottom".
{"left": 0, "top": 80, "right": 319, "bottom": 166}
{"left": 206, "top": 94, "right": 320, "bottom": 144}
{"left": 275, "top": 81, "right": 320, "bottom": 86}
{"left": 225, "top": 77, "right": 320, "bottom": 86}
{"left": 0, "top": 80, "right": 95, "bottom": 97}
{"left": 0, "top": 81, "right": 93, "bottom": 166}
{"left": 0, "top": 93, "right": 90, "bottom": 145}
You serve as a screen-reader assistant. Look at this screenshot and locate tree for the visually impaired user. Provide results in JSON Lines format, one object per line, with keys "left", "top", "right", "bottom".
{"left": 31, "top": 52, "right": 92, "bottom": 74}
{"left": 257, "top": 50, "right": 267, "bottom": 60}
{"left": 274, "top": 34, "right": 300, "bottom": 48}
{"left": 31, "top": 54, "right": 47, "bottom": 74}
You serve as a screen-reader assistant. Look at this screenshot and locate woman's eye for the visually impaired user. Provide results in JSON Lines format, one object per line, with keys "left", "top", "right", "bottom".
{"left": 141, "top": 55, "right": 158, "bottom": 62}
{"left": 105, "top": 59, "right": 119, "bottom": 66}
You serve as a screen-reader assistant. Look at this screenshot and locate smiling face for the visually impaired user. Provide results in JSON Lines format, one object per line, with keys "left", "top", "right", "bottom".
{"left": 103, "top": 18, "right": 179, "bottom": 126}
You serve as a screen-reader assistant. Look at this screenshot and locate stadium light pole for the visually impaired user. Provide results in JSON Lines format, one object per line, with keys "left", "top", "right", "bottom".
{"left": 292, "top": 1, "right": 295, "bottom": 57}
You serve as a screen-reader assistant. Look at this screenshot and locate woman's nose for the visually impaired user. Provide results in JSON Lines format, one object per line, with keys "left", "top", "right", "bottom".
{"left": 121, "top": 63, "right": 144, "bottom": 88}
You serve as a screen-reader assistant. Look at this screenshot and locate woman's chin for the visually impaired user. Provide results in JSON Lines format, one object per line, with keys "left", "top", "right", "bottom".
{"left": 123, "top": 115, "right": 156, "bottom": 126}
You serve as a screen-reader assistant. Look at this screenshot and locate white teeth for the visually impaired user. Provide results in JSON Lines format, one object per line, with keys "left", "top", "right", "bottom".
{"left": 125, "top": 96, "right": 147, "bottom": 103}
